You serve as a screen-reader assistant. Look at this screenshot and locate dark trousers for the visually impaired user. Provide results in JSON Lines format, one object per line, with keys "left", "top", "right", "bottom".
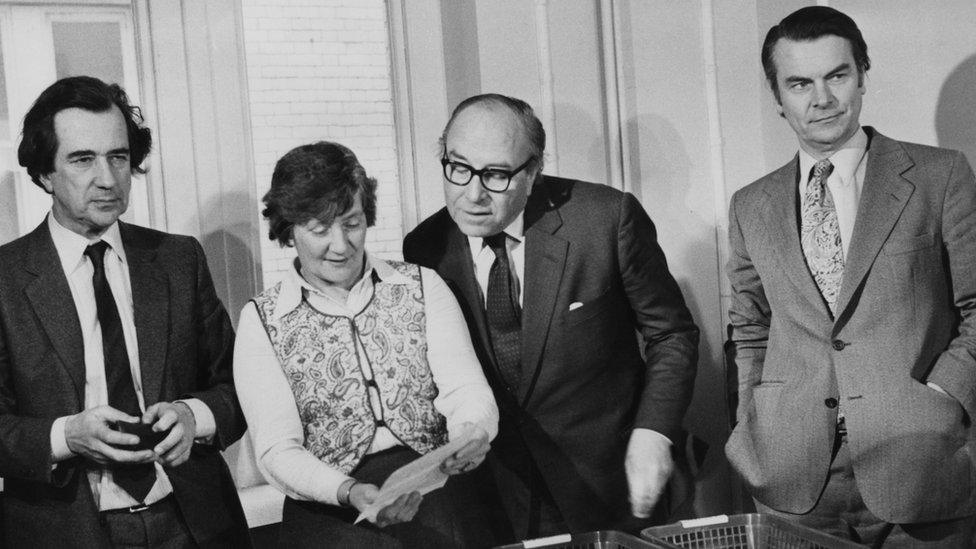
{"left": 100, "top": 496, "right": 196, "bottom": 549}
{"left": 757, "top": 427, "right": 976, "bottom": 548}
{"left": 278, "top": 446, "right": 496, "bottom": 549}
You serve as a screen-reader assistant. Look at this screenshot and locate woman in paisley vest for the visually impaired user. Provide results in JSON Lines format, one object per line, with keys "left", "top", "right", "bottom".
{"left": 234, "top": 142, "right": 500, "bottom": 547}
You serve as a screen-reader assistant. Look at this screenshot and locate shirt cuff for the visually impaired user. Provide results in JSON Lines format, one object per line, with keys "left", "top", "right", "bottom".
{"left": 176, "top": 398, "right": 216, "bottom": 443}
{"left": 635, "top": 427, "right": 672, "bottom": 446}
{"left": 50, "top": 416, "right": 74, "bottom": 462}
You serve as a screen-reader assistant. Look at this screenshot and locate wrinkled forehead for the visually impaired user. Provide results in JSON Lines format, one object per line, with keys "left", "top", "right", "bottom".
{"left": 444, "top": 105, "right": 532, "bottom": 165}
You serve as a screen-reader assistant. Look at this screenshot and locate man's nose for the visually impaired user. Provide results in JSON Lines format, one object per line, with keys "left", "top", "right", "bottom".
{"left": 464, "top": 175, "right": 488, "bottom": 203}
{"left": 94, "top": 157, "right": 118, "bottom": 188}
{"left": 812, "top": 81, "right": 835, "bottom": 108}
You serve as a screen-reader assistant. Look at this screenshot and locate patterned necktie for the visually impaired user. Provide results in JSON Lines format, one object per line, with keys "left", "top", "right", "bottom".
{"left": 84, "top": 241, "right": 155, "bottom": 502}
{"left": 800, "top": 159, "right": 844, "bottom": 315}
{"left": 484, "top": 233, "right": 522, "bottom": 389}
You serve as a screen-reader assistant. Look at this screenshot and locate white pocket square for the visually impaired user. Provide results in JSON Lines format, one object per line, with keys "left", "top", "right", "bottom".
{"left": 569, "top": 302, "right": 583, "bottom": 311}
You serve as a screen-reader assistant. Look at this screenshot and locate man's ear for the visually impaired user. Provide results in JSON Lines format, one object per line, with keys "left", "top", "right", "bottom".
{"left": 38, "top": 174, "right": 54, "bottom": 195}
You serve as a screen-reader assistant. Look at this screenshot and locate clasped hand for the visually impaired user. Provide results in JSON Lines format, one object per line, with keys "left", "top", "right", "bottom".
{"left": 64, "top": 401, "right": 197, "bottom": 467}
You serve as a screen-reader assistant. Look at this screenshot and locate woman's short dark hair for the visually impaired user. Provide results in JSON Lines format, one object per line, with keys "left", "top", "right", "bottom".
{"left": 262, "top": 141, "right": 378, "bottom": 245}
{"left": 17, "top": 75, "right": 152, "bottom": 189}
{"left": 761, "top": 6, "right": 870, "bottom": 103}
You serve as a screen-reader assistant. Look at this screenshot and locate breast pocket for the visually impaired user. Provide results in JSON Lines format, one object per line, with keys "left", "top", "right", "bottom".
{"left": 883, "top": 232, "right": 937, "bottom": 256}
{"left": 563, "top": 287, "right": 614, "bottom": 326}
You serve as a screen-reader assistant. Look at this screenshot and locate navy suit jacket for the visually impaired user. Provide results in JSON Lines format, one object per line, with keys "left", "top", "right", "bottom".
{"left": 0, "top": 220, "right": 249, "bottom": 548}
{"left": 404, "top": 176, "right": 699, "bottom": 532}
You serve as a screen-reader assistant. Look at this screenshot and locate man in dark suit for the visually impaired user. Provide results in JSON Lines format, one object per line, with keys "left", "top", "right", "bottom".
{"left": 403, "top": 94, "right": 699, "bottom": 540}
{"left": 0, "top": 76, "right": 249, "bottom": 547}
{"left": 726, "top": 7, "right": 976, "bottom": 547}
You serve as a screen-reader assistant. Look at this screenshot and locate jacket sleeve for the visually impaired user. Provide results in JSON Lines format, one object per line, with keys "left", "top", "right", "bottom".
{"left": 726, "top": 192, "right": 771, "bottom": 424}
{"left": 181, "top": 238, "right": 245, "bottom": 450}
{"left": 927, "top": 152, "right": 976, "bottom": 420}
{"left": 0, "top": 323, "right": 60, "bottom": 483}
{"left": 618, "top": 193, "right": 700, "bottom": 442}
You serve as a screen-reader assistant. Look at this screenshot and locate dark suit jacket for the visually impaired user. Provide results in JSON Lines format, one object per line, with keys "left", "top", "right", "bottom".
{"left": 726, "top": 128, "right": 976, "bottom": 523}
{"left": 0, "top": 221, "right": 249, "bottom": 548}
{"left": 404, "top": 176, "right": 699, "bottom": 532}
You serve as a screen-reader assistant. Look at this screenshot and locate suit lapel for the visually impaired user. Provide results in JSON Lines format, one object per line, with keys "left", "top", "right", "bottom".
{"left": 520, "top": 185, "right": 567, "bottom": 403}
{"left": 834, "top": 132, "right": 914, "bottom": 317}
{"left": 121, "top": 224, "right": 170, "bottom": 406}
{"left": 439, "top": 224, "right": 499, "bottom": 370}
{"left": 762, "top": 157, "right": 833, "bottom": 316}
{"left": 24, "top": 223, "right": 86, "bottom": 403}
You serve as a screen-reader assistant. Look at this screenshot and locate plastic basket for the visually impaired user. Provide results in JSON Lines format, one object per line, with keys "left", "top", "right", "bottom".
{"left": 641, "top": 514, "right": 863, "bottom": 549}
{"left": 497, "top": 530, "right": 675, "bottom": 549}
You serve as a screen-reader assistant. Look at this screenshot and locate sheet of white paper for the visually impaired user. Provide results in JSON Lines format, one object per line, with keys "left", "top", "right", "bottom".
{"left": 355, "top": 428, "right": 475, "bottom": 524}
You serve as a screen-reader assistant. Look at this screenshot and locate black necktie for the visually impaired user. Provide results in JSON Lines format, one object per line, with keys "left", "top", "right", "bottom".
{"left": 484, "top": 233, "right": 522, "bottom": 388}
{"left": 84, "top": 241, "right": 155, "bottom": 502}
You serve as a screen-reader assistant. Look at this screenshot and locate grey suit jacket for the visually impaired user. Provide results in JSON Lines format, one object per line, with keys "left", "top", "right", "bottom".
{"left": 725, "top": 127, "right": 976, "bottom": 523}
{"left": 0, "top": 220, "right": 249, "bottom": 548}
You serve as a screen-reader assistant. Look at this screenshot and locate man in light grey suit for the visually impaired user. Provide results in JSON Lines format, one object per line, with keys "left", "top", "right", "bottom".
{"left": 726, "top": 6, "right": 976, "bottom": 547}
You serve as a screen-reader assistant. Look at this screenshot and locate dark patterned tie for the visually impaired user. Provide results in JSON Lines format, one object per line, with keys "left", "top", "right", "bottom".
{"left": 484, "top": 233, "right": 522, "bottom": 388}
{"left": 800, "top": 159, "right": 844, "bottom": 315}
{"left": 84, "top": 241, "right": 155, "bottom": 502}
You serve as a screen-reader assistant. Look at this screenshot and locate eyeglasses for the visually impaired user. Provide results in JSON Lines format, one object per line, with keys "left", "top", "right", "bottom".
{"left": 441, "top": 156, "right": 535, "bottom": 193}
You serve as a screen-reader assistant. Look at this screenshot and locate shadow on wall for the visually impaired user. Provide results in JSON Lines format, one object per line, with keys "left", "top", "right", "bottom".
{"left": 936, "top": 53, "right": 976, "bottom": 167}
{"left": 624, "top": 114, "right": 694, "bottom": 208}
{"left": 551, "top": 102, "right": 611, "bottom": 186}
{"left": 197, "top": 191, "right": 261, "bottom": 328}
{"left": 624, "top": 113, "right": 733, "bottom": 515}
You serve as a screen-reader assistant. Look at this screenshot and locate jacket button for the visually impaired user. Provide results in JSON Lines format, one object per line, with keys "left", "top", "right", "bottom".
{"left": 824, "top": 398, "right": 838, "bottom": 409}
{"left": 832, "top": 340, "right": 846, "bottom": 350}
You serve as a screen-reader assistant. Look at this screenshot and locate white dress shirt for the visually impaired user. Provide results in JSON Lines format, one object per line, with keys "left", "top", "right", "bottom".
{"left": 798, "top": 127, "right": 869, "bottom": 259}
{"left": 234, "top": 254, "right": 498, "bottom": 506}
{"left": 468, "top": 215, "right": 525, "bottom": 307}
{"left": 45, "top": 213, "right": 216, "bottom": 510}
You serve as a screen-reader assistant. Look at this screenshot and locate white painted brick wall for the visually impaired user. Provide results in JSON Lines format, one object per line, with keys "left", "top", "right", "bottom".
{"left": 242, "top": 0, "right": 402, "bottom": 290}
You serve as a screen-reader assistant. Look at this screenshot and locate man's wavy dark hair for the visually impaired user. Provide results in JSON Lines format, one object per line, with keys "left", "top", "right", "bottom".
{"left": 18, "top": 75, "right": 152, "bottom": 190}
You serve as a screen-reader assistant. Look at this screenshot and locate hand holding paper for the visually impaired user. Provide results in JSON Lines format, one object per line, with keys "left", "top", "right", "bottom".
{"left": 440, "top": 423, "right": 489, "bottom": 475}
{"left": 349, "top": 483, "right": 423, "bottom": 527}
{"left": 355, "top": 427, "right": 478, "bottom": 524}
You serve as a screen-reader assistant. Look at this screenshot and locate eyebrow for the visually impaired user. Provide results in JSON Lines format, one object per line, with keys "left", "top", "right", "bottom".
{"left": 783, "top": 62, "right": 852, "bottom": 85}
{"left": 445, "top": 149, "right": 514, "bottom": 170}
{"left": 65, "top": 147, "right": 130, "bottom": 160}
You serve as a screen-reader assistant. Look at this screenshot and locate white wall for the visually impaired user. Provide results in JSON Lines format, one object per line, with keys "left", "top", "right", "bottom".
{"left": 241, "top": 0, "right": 403, "bottom": 289}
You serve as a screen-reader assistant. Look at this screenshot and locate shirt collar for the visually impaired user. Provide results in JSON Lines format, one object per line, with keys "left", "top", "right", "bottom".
{"left": 798, "top": 126, "right": 868, "bottom": 185}
{"left": 467, "top": 212, "right": 525, "bottom": 253}
{"left": 272, "top": 252, "right": 410, "bottom": 320}
{"left": 47, "top": 212, "right": 126, "bottom": 275}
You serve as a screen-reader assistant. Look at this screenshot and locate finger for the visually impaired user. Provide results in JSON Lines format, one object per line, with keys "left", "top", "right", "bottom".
{"left": 98, "top": 441, "right": 156, "bottom": 464}
{"left": 100, "top": 427, "right": 142, "bottom": 448}
{"left": 98, "top": 406, "right": 142, "bottom": 425}
{"left": 400, "top": 492, "right": 422, "bottom": 521}
{"left": 161, "top": 444, "right": 192, "bottom": 467}
{"left": 153, "top": 423, "right": 183, "bottom": 456}
{"left": 452, "top": 439, "right": 483, "bottom": 462}
{"left": 151, "top": 407, "right": 181, "bottom": 432}
{"left": 141, "top": 403, "right": 164, "bottom": 424}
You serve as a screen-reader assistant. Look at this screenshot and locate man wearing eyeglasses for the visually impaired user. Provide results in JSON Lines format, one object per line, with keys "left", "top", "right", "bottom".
{"left": 403, "top": 93, "right": 699, "bottom": 541}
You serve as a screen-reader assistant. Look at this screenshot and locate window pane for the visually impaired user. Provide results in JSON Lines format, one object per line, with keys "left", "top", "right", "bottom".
{"left": 52, "top": 21, "right": 124, "bottom": 85}
{"left": 0, "top": 27, "right": 9, "bottom": 140}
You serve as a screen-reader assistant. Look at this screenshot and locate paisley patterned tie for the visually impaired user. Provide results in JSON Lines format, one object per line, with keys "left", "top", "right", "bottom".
{"left": 801, "top": 159, "right": 843, "bottom": 315}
